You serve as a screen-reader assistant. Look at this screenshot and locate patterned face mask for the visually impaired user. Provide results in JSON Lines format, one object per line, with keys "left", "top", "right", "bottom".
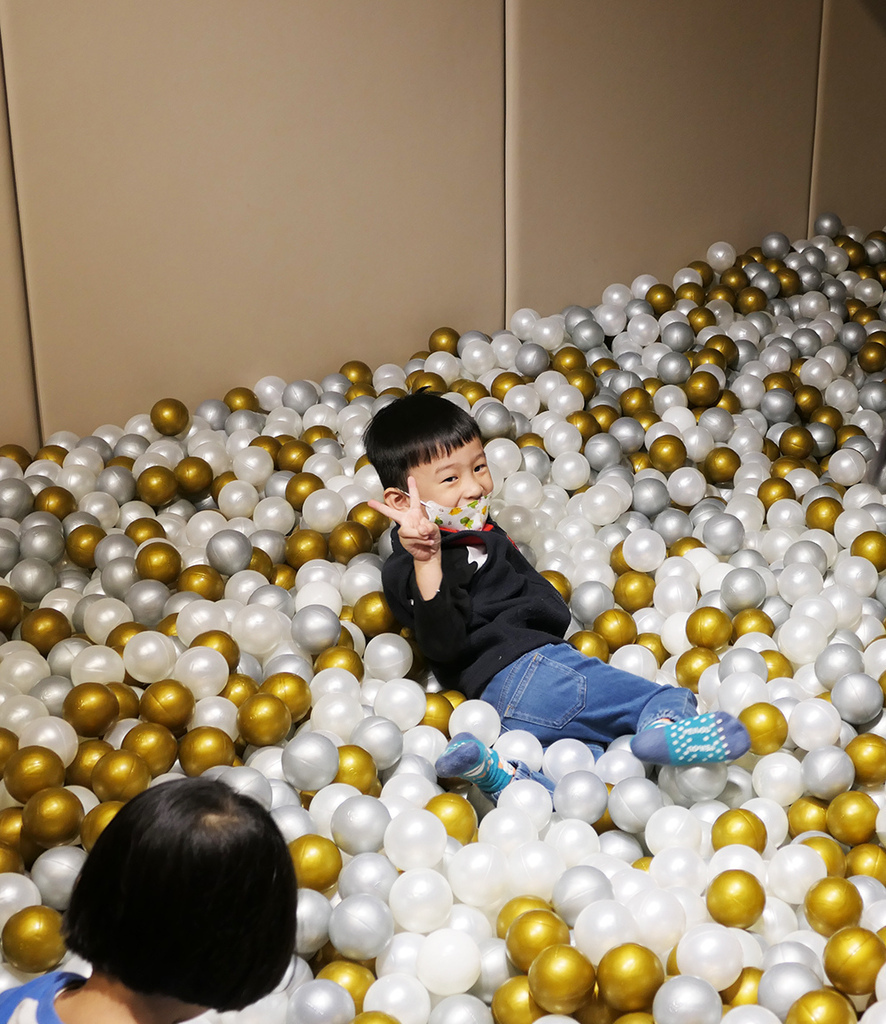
{"left": 421, "top": 496, "right": 490, "bottom": 531}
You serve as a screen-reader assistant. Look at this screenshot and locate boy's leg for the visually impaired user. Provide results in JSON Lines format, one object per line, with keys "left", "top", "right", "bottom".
{"left": 435, "top": 732, "right": 554, "bottom": 803}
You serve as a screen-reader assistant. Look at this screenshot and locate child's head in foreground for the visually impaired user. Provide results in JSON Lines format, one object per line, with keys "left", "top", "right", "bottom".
{"left": 364, "top": 391, "right": 492, "bottom": 511}
{"left": 64, "top": 777, "right": 296, "bottom": 1013}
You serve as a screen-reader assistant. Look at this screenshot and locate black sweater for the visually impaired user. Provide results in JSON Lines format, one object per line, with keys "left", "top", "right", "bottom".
{"left": 381, "top": 522, "right": 571, "bottom": 700}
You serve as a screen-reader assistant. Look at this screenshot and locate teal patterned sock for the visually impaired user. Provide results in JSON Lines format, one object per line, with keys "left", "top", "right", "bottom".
{"left": 436, "top": 732, "right": 515, "bottom": 798}
{"left": 630, "top": 712, "right": 751, "bottom": 765}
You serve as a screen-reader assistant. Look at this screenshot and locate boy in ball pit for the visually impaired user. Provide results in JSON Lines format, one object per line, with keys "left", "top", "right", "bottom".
{"left": 365, "top": 391, "right": 750, "bottom": 803}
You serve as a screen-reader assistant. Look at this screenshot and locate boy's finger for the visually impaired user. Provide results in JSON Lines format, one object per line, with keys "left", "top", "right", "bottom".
{"left": 367, "top": 499, "right": 402, "bottom": 524}
{"left": 406, "top": 476, "right": 423, "bottom": 511}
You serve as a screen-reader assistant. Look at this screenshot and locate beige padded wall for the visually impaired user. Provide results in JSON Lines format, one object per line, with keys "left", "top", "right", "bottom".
{"left": 0, "top": 0, "right": 504, "bottom": 438}
{"left": 0, "top": 42, "right": 38, "bottom": 451}
{"left": 506, "top": 0, "right": 822, "bottom": 317}
{"left": 809, "top": 0, "right": 886, "bottom": 234}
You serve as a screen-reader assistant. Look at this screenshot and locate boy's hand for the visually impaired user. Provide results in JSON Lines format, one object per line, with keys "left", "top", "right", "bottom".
{"left": 368, "top": 476, "right": 441, "bottom": 562}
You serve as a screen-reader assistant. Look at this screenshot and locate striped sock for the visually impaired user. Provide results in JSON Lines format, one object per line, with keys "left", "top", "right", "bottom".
{"left": 435, "top": 732, "right": 516, "bottom": 799}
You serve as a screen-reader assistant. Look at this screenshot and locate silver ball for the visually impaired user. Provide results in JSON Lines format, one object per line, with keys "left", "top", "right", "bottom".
{"left": 831, "top": 672, "right": 884, "bottom": 725}
{"left": 702, "top": 513, "right": 745, "bottom": 557}
{"left": 265, "top": 471, "right": 295, "bottom": 500}
{"left": 801, "top": 745, "right": 855, "bottom": 799}
{"left": 100, "top": 557, "right": 139, "bottom": 599}
{"left": 697, "top": 407, "right": 734, "bottom": 442}
{"left": 95, "top": 465, "right": 136, "bottom": 504}
{"left": 759, "top": 389, "right": 795, "bottom": 423}
{"left": 294, "top": 889, "right": 332, "bottom": 958}
{"left": 29, "top": 676, "right": 73, "bottom": 717}
{"left": 609, "top": 417, "right": 645, "bottom": 454}
{"left": 350, "top": 716, "right": 404, "bottom": 771}
{"left": 47, "top": 637, "right": 91, "bottom": 678}
{"left": 126, "top": 579, "right": 170, "bottom": 626}
{"left": 18, "top": 525, "right": 65, "bottom": 565}
{"left": 513, "top": 343, "right": 550, "bottom": 378}
{"left": 8, "top": 557, "right": 56, "bottom": 604}
{"left": 206, "top": 529, "right": 253, "bottom": 576}
{"left": 570, "top": 581, "right": 615, "bottom": 627}
{"left": 859, "top": 382, "right": 886, "bottom": 413}
{"left": 290, "top": 604, "right": 342, "bottom": 655}
{"left": 798, "top": 265, "right": 823, "bottom": 291}
{"left": 718, "top": 648, "right": 768, "bottom": 679}
{"left": 756, "top": 962, "right": 820, "bottom": 1023}
{"left": 114, "top": 433, "right": 150, "bottom": 459}
{"left": 761, "top": 232, "right": 791, "bottom": 260}
{"left": 473, "top": 401, "right": 514, "bottom": 441}
{"left": 657, "top": 352, "right": 692, "bottom": 384}
{"left": 792, "top": 328, "right": 822, "bottom": 357}
{"left": 563, "top": 306, "right": 593, "bottom": 334}
{"left": 807, "top": 422, "right": 836, "bottom": 457}
{"left": 729, "top": 549, "right": 769, "bottom": 569}
{"left": 225, "top": 410, "right": 264, "bottom": 434}
{"left": 761, "top": 594, "right": 791, "bottom": 628}
{"left": 720, "top": 567, "right": 767, "bottom": 612}
{"left": 71, "top": 593, "right": 104, "bottom": 633}
{"left": 62, "top": 512, "right": 99, "bottom": 538}
{"left": 813, "top": 211, "right": 842, "bottom": 237}
{"left": 551, "top": 865, "right": 612, "bottom": 926}
{"left": 337, "top": 852, "right": 400, "bottom": 901}
{"left": 237, "top": 651, "right": 262, "bottom": 679}
{"left": 584, "top": 433, "right": 623, "bottom": 471}
{"left": 660, "top": 321, "right": 695, "bottom": 352}
{"left": 782, "top": 540, "right": 828, "bottom": 576}
{"left": 0, "top": 479, "right": 33, "bottom": 521}
{"left": 194, "top": 399, "right": 230, "bottom": 430}
{"left": 248, "top": 584, "right": 294, "bottom": 616}
{"left": 30, "top": 846, "right": 87, "bottom": 911}
{"left": 282, "top": 381, "right": 320, "bottom": 415}
{"left": 652, "top": 977, "right": 722, "bottom": 1024}
{"left": 56, "top": 569, "right": 89, "bottom": 593}
{"left": 94, "top": 533, "right": 137, "bottom": 570}
{"left": 814, "top": 643, "right": 864, "bottom": 689}
{"left": 631, "top": 478, "right": 670, "bottom": 517}
{"left": 652, "top": 508, "right": 692, "bottom": 546}
{"left": 553, "top": 770, "right": 609, "bottom": 823}
{"left": 520, "top": 445, "right": 550, "bottom": 482}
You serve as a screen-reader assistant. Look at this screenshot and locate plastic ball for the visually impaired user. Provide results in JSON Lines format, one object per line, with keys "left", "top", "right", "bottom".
{"left": 651, "top": 975, "right": 722, "bottom": 1024}
{"left": 596, "top": 942, "right": 664, "bottom": 1013}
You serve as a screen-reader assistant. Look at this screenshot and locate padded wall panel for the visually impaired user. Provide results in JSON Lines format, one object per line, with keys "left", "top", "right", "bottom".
{"left": 0, "top": 42, "right": 38, "bottom": 450}
{"left": 506, "top": 0, "right": 822, "bottom": 317}
{"left": 0, "top": 1, "right": 504, "bottom": 436}
{"left": 809, "top": 0, "right": 886, "bottom": 233}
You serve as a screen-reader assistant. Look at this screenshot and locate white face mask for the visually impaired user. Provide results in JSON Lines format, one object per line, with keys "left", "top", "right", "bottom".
{"left": 421, "top": 496, "right": 490, "bottom": 532}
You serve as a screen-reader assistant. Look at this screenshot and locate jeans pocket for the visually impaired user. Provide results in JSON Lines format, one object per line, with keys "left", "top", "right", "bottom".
{"left": 497, "top": 652, "right": 586, "bottom": 729}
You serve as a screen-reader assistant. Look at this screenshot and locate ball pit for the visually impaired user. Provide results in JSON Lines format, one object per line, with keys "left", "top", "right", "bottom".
{"left": 1, "top": 216, "right": 886, "bottom": 1022}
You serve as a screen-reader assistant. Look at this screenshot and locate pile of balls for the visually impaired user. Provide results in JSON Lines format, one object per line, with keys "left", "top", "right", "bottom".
{"left": 1, "top": 213, "right": 886, "bottom": 1024}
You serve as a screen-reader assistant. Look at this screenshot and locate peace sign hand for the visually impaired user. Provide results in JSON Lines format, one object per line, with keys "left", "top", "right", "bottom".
{"left": 368, "top": 476, "right": 441, "bottom": 562}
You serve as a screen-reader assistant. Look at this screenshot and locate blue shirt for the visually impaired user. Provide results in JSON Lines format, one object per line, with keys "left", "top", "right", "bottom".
{"left": 0, "top": 972, "right": 84, "bottom": 1023}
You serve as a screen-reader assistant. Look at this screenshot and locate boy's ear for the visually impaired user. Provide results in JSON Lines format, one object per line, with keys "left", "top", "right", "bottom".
{"left": 383, "top": 486, "right": 411, "bottom": 510}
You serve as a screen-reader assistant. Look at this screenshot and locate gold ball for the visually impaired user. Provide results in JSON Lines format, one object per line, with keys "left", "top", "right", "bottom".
{"left": 65, "top": 523, "right": 106, "bottom": 569}
{"left": 106, "top": 622, "right": 147, "bottom": 650}
{"left": 0, "top": 730, "right": 17, "bottom": 777}
{"left": 596, "top": 943, "right": 664, "bottom": 1013}
{"left": 824, "top": 926, "right": 886, "bottom": 994}
{"left": 150, "top": 397, "right": 190, "bottom": 435}
{"left": 442, "top": 689, "right": 467, "bottom": 710}
{"left": 121, "top": 722, "right": 178, "bottom": 777}
{"left": 506, "top": 909, "right": 570, "bottom": 973}
{"left": 0, "top": 444, "right": 31, "bottom": 471}
{"left": 353, "top": 1014, "right": 400, "bottom": 1024}
{"left": 178, "top": 726, "right": 236, "bottom": 777}
{"left": 224, "top": 386, "right": 259, "bottom": 411}
{"left": 328, "top": 521, "right": 374, "bottom": 563}
{"left": 285, "top": 528, "right": 329, "bottom": 568}
{"left": 762, "top": 649, "right": 794, "bottom": 680}
{"left": 851, "top": 530, "right": 886, "bottom": 571}
{"left": 721, "top": 966, "right": 763, "bottom": 1007}
{"left": 65, "top": 740, "right": 113, "bottom": 789}
{"left": 190, "top": 630, "right": 240, "bottom": 671}
{"left": 236, "top": 693, "right": 292, "bottom": 748}
{"left": 497, "top": 897, "right": 553, "bottom": 939}
{"left": 569, "top": 630, "right": 610, "bottom": 661}
{"left": 139, "top": 680, "right": 196, "bottom": 735}
{"left": 420, "top": 692, "right": 454, "bottom": 734}
{"left": 675, "top": 647, "right": 719, "bottom": 693}
{"left": 789, "top": 796, "right": 829, "bottom": 838}
{"left": 738, "top": 702, "right": 788, "bottom": 755}
{"left": 705, "top": 869, "right": 766, "bottom": 929}
{"left": 177, "top": 563, "right": 225, "bottom": 600}
{"left": 710, "top": 808, "right": 767, "bottom": 853}
{"left": 425, "top": 792, "right": 477, "bottom": 845}
{"left": 174, "top": 456, "right": 213, "bottom": 495}
{"left": 290, "top": 833, "right": 342, "bottom": 891}
{"left": 757, "top": 477, "right": 796, "bottom": 509}
{"left": 845, "top": 844, "right": 886, "bottom": 886}
{"left": 845, "top": 734, "right": 886, "bottom": 787}
{"left": 276, "top": 439, "right": 313, "bottom": 473}
{"left": 806, "top": 496, "right": 843, "bottom": 532}
{"left": 260, "top": 673, "right": 312, "bottom": 722}
{"left": 648, "top": 436, "right": 687, "bottom": 474}
{"left": 636, "top": 633, "right": 667, "bottom": 667}
{"left": 34, "top": 485, "right": 76, "bottom": 520}
{"left": 685, "top": 608, "right": 732, "bottom": 650}
{"left": 732, "top": 609, "right": 775, "bottom": 639}
{"left": 0, "top": 843, "right": 23, "bottom": 875}
{"left": 684, "top": 370, "right": 721, "bottom": 407}
{"left": 805, "top": 877, "right": 863, "bottom": 936}
{"left": 429, "top": 327, "right": 460, "bottom": 353}
{"left": 528, "top": 944, "right": 595, "bottom": 1015}
{"left": 592, "top": 610, "right": 637, "bottom": 652}
{"left": 492, "top": 975, "right": 545, "bottom": 1024}
{"left": 107, "top": 682, "right": 139, "bottom": 721}
{"left": 136, "top": 465, "right": 178, "bottom": 508}
{"left": 541, "top": 570, "right": 573, "bottom": 603}
{"left": 703, "top": 447, "right": 742, "bottom": 483}
{"left": 91, "top": 750, "right": 152, "bottom": 802}
{"left": 135, "top": 540, "right": 182, "bottom": 584}
{"left": 317, "top": 962, "right": 375, "bottom": 1014}
{"left": 492, "top": 372, "right": 525, "bottom": 401}
{"left": 2, "top": 905, "right": 65, "bottom": 973}
{"left": 353, "top": 592, "right": 399, "bottom": 637}
{"left": 19, "top": 608, "right": 72, "bottom": 656}
{"left": 779, "top": 426, "right": 815, "bottom": 459}
{"left": 0, "top": 586, "right": 23, "bottom": 634}
{"left": 21, "top": 786, "right": 83, "bottom": 848}
{"left": 63, "top": 682, "right": 119, "bottom": 738}
{"left": 613, "top": 572, "right": 654, "bottom": 613}
{"left": 4, "top": 746, "right": 65, "bottom": 803}
{"left": 802, "top": 836, "right": 847, "bottom": 878}
{"left": 315, "top": 645, "right": 363, "bottom": 678}
{"left": 645, "top": 285, "right": 676, "bottom": 315}
{"left": 350, "top": 501, "right": 391, "bottom": 541}
{"left": 285, "top": 472, "right": 325, "bottom": 512}
{"left": 0, "top": 809, "right": 39, "bottom": 866}
{"left": 220, "top": 673, "right": 259, "bottom": 707}
{"left": 784, "top": 988, "right": 856, "bottom": 1024}
{"left": 339, "top": 359, "right": 374, "bottom": 385}
{"left": 80, "top": 800, "right": 123, "bottom": 852}
{"left": 125, "top": 516, "right": 166, "bottom": 545}
{"left": 334, "top": 745, "right": 377, "bottom": 793}
{"left": 827, "top": 791, "right": 878, "bottom": 846}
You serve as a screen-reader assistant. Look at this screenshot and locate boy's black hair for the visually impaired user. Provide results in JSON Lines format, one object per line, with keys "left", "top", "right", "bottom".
{"left": 64, "top": 778, "right": 296, "bottom": 1012}
{"left": 364, "top": 391, "right": 482, "bottom": 490}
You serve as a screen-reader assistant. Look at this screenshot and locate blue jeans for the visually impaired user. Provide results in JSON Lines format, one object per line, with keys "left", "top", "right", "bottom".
{"left": 483, "top": 643, "right": 698, "bottom": 793}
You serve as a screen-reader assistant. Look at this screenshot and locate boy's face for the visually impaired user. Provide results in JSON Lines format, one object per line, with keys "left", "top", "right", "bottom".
{"left": 383, "top": 437, "right": 493, "bottom": 512}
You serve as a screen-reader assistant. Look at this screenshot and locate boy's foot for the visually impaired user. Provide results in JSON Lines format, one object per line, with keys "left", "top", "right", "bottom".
{"left": 435, "top": 732, "right": 516, "bottom": 800}
{"left": 630, "top": 711, "right": 751, "bottom": 766}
